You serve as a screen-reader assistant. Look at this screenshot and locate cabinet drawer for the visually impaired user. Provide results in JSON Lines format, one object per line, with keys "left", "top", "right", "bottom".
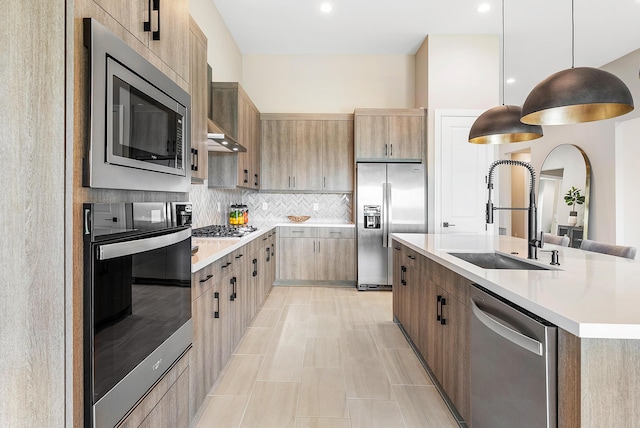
{"left": 317, "top": 227, "right": 355, "bottom": 239}
{"left": 192, "top": 265, "right": 215, "bottom": 300}
{"left": 278, "top": 226, "right": 318, "bottom": 238}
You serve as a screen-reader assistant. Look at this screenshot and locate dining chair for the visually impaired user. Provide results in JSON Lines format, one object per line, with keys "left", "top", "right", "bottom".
{"left": 579, "top": 239, "right": 637, "bottom": 259}
{"left": 542, "top": 233, "right": 570, "bottom": 247}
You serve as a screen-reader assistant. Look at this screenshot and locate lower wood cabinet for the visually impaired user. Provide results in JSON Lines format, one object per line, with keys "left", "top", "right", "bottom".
{"left": 277, "top": 226, "right": 355, "bottom": 284}
{"left": 392, "top": 239, "right": 471, "bottom": 423}
{"left": 190, "top": 232, "right": 276, "bottom": 418}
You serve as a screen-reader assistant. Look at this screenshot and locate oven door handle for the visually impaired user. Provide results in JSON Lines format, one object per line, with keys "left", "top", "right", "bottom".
{"left": 97, "top": 228, "right": 191, "bottom": 260}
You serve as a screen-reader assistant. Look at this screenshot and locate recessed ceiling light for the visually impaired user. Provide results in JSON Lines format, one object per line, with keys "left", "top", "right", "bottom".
{"left": 320, "top": 2, "right": 332, "bottom": 13}
{"left": 221, "top": 140, "right": 228, "bottom": 145}
{"left": 477, "top": 3, "right": 491, "bottom": 13}
{"left": 506, "top": 78, "right": 515, "bottom": 84}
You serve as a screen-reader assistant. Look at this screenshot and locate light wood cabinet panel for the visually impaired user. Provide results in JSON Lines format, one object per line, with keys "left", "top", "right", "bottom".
{"left": 354, "top": 109, "right": 425, "bottom": 162}
{"left": 355, "top": 114, "right": 387, "bottom": 160}
{"left": 138, "top": 366, "right": 190, "bottom": 428}
{"left": 388, "top": 114, "right": 423, "bottom": 161}
{"left": 317, "top": 238, "right": 355, "bottom": 281}
{"left": 261, "top": 120, "right": 295, "bottom": 190}
{"left": 294, "top": 120, "right": 324, "bottom": 191}
{"left": 279, "top": 237, "right": 316, "bottom": 280}
{"left": 323, "top": 120, "right": 354, "bottom": 192}
{"left": 261, "top": 114, "right": 353, "bottom": 192}
{"left": 189, "top": 16, "right": 208, "bottom": 182}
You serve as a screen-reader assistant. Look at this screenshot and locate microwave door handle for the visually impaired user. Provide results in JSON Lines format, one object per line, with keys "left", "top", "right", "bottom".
{"left": 97, "top": 228, "right": 191, "bottom": 260}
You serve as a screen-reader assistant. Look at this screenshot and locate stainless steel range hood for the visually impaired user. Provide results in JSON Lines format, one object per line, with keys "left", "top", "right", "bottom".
{"left": 207, "top": 118, "right": 247, "bottom": 153}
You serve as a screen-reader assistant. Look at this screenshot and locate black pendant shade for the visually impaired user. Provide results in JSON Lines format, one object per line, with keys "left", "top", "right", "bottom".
{"left": 468, "top": 105, "right": 543, "bottom": 144}
{"left": 521, "top": 67, "right": 634, "bottom": 125}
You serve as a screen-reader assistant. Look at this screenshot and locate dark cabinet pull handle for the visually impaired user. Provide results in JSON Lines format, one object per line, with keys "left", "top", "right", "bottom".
{"left": 400, "top": 265, "right": 406, "bottom": 285}
{"left": 230, "top": 276, "right": 237, "bottom": 301}
{"left": 221, "top": 261, "right": 231, "bottom": 269}
{"left": 191, "top": 148, "right": 198, "bottom": 171}
{"left": 144, "top": 0, "right": 152, "bottom": 32}
{"left": 271, "top": 243, "right": 274, "bottom": 257}
{"left": 266, "top": 247, "right": 270, "bottom": 262}
{"left": 235, "top": 254, "right": 243, "bottom": 259}
{"left": 440, "top": 297, "right": 447, "bottom": 325}
{"left": 393, "top": 246, "right": 400, "bottom": 251}
{"left": 255, "top": 174, "right": 259, "bottom": 187}
{"left": 390, "top": 144, "right": 393, "bottom": 157}
{"left": 252, "top": 258, "right": 258, "bottom": 276}
{"left": 385, "top": 144, "right": 388, "bottom": 157}
{"left": 244, "top": 169, "right": 249, "bottom": 184}
{"left": 233, "top": 276, "right": 237, "bottom": 299}
{"left": 214, "top": 292, "right": 220, "bottom": 318}
{"left": 152, "top": 0, "right": 160, "bottom": 40}
{"left": 436, "top": 295, "right": 442, "bottom": 321}
{"left": 199, "top": 274, "right": 213, "bottom": 283}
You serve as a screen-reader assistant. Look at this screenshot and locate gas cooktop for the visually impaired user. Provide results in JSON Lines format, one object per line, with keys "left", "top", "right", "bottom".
{"left": 192, "top": 225, "right": 258, "bottom": 238}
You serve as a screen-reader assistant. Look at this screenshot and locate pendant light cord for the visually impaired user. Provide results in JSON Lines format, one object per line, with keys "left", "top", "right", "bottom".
{"left": 501, "top": 0, "right": 505, "bottom": 105}
{"left": 571, "top": 0, "right": 575, "bottom": 68}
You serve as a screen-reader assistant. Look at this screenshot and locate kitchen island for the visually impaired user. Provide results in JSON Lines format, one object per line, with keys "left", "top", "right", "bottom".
{"left": 391, "top": 233, "right": 640, "bottom": 428}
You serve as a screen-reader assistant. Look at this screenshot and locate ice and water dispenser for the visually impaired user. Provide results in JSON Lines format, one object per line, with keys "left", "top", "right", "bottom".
{"left": 363, "top": 205, "right": 381, "bottom": 229}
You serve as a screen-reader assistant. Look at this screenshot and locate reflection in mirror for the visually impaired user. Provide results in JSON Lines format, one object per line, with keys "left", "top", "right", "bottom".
{"left": 538, "top": 145, "right": 591, "bottom": 248}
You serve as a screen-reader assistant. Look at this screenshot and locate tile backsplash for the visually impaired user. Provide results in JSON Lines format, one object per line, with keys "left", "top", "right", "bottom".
{"left": 243, "top": 191, "right": 353, "bottom": 226}
{"left": 189, "top": 184, "right": 353, "bottom": 228}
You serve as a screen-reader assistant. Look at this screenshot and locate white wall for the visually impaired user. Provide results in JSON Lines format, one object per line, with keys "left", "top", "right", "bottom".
{"left": 190, "top": 0, "right": 243, "bottom": 82}
{"left": 420, "top": 34, "right": 500, "bottom": 231}
{"left": 242, "top": 55, "right": 415, "bottom": 113}
{"left": 616, "top": 117, "right": 640, "bottom": 248}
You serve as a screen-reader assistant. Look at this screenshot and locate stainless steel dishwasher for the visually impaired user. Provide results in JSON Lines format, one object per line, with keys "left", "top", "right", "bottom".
{"left": 470, "top": 285, "right": 557, "bottom": 428}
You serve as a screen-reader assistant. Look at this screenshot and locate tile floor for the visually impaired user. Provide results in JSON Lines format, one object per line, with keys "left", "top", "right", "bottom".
{"left": 193, "top": 286, "right": 459, "bottom": 428}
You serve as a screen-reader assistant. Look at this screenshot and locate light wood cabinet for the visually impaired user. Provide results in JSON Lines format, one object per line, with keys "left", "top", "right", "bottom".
{"left": 354, "top": 108, "right": 425, "bottom": 162}
{"left": 189, "top": 17, "right": 208, "bottom": 183}
{"left": 391, "top": 240, "right": 471, "bottom": 422}
{"left": 209, "top": 83, "right": 261, "bottom": 189}
{"left": 261, "top": 114, "right": 354, "bottom": 192}
{"left": 277, "top": 226, "right": 355, "bottom": 284}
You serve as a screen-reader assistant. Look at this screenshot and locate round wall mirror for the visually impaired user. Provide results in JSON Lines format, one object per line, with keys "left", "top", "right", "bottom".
{"left": 538, "top": 144, "right": 591, "bottom": 248}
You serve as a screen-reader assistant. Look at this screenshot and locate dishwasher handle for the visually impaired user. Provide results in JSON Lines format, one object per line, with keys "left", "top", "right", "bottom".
{"left": 470, "top": 298, "right": 544, "bottom": 356}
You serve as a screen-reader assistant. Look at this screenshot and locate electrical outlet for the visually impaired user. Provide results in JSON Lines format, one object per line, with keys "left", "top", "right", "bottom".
{"left": 313, "top": 203, "right": 319, "bottom": 211}
{"left": 262, "top": 202, "right": 268, "bottom": 211}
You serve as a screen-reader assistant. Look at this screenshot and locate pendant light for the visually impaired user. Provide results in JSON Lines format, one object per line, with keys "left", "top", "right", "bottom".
{"left": 521, "top": 0, "right": 634, "bottom": 125}
{"left": 469, "top": 0, "right": 543, "bottom": 144}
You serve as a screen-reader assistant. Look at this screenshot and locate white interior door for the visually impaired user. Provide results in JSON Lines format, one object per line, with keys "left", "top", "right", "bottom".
{"left": 435, "top": 110, "right": 496, "bottom": 235}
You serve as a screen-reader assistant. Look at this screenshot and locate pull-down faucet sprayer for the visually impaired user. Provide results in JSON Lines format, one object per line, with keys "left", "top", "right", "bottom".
{"left": 486, "top": 159, "right": 539, "bottom": 260}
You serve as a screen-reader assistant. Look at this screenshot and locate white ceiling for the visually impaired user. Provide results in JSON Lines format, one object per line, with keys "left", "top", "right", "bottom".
{"left": 211, "top": 0, "right": 640, "bottom": 104}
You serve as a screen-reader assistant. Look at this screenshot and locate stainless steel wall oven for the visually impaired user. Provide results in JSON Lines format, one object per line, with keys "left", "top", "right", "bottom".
{"left": 83, "top": 203, "right": 192, "bottom": 427}
{"left": 83, "top": 18, "right": 191, "bottom": 192}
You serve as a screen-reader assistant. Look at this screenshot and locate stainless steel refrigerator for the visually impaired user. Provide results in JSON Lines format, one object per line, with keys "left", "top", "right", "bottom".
{"left": 356, "top": 163, "right": 427, "bottom": 290}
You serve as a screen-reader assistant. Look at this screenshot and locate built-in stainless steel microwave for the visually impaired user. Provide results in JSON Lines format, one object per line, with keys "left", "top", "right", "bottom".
{"left": 83, "top": 18, "right": 191, "bottom": 192}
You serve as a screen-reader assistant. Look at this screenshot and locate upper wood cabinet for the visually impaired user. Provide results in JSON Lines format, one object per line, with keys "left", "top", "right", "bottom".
{"left": 189, "top": 17, "right": 208, "bottom": 183}
{"left": 354, "top": 108, "right": 425, "bottom": 162}
{"left": 209, "top": 83, "right": 261, "bottom": 189}
{"left": 261, "top": 114, "right": 354, "bottom": 192}
{"left": 93, "top": 0, "right": 189, "bottom": 82}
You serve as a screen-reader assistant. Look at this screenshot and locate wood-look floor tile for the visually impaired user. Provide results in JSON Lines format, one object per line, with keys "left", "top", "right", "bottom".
{"left": 297, "top": 367, "right": 348, "bottom": 418}
{"left": 295, "top": 417, "right": 351, "bottom": 428}
{"left": 340, "top": 329, "right": 380, "bottom": 360}
{"left": 195, "top": 395, "right": 249, "bottom": 428}
{"left": 212, "top": 354, "right": 263, "bottom": 396}
{"left": 303, "top": 337, "right": 342, "bottom": 368}
{"left": 310, "top": 300, "right": 338, "bottom": 316}
{"left": 257, "top": 342, "right": 306, "bottom": 381}
{"left": 239, "top": 381, "right": 299, "bottom": 428}
{"left": 250, "top": 308, "right": 282, "bottom": 328}
{"left": 268, "top": 285, "right": 290, "bottom": 295}
{"left": 380, "top": 348, "right": 432, "bottom": 386}
{"left": 348, "top": 399, "right": 406, "bottom": 428}
{"left": 344, "top": 358, "right": 393, "bottom": 400}
{"left": 307, "top": 315, "right": 341, "bottom": 337}
{"left": 393, "top": 385, "right": 458, "bottom": 428}
{"left": 271, "top": 320, "right": 309, "bottom": 347}
{"left": 233, "top": 327, "right": 274, "bottom": 355}
{"left": 280, "top": 304, "right": 312, "bottom": 323}
{"left": 311, "top": 287, "right": 336, "bottom": 300}
{"left": 261, "top": 292, "right": 288, "bottom": 309}
{"left": 371, "top": 322, "right": 411, "bottom": 349}
{"left": 285, "top": 287, "right": 313, "bottom": 304}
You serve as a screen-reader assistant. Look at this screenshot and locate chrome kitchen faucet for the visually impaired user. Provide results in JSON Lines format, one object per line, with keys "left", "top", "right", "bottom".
{"left": 486, "top": 159, "right": 539, "bottom": 260}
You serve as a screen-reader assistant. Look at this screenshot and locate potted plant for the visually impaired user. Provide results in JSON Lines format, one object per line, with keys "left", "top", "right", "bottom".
{"left": 564, "top": 186, "right": 585, "bottom": 226}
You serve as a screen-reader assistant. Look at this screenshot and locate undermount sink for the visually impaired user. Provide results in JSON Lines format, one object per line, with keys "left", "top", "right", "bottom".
{"left": 447, "top": 252, "right": 553, "bottom": 271}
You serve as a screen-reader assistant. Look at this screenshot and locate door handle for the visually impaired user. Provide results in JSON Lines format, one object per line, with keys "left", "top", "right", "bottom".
{"left": 152, "top": 0, "right": 160, "bottom": 40}
{"left": 385, "top": 144, "right": 388, "bottom": 157}
{"left": 199, "top": 274, "right": 213, "bottom": 284}
{"left": 252, "top": 258, "right": 258, "bottom": 277}
{"left": 443, "top": 222, "right": 456, "bottom": 228}
{"left": 400, "top": 265, "right": 406, "bottom": 285}
{"left": 436, "top": 295, "right": 442, "bottom": 322}
{"left": 255, "top": 174, "right": 259, "bottom": 187}
{"left": 390, "top": 144, "right": 393, "bottom": 157}
{"left": 244, "top": 169, "right": 249, "bottom": 184}
{"left": 214, "top": 292, "right": 220, "bottom": 318}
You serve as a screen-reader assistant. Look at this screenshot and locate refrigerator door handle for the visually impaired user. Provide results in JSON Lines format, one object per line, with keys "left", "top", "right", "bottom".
{"left": 387, "top": 182, "right": 393, "bottom": 242}
{"left": 382, "top": 183, "right": 388, "bottom": 248}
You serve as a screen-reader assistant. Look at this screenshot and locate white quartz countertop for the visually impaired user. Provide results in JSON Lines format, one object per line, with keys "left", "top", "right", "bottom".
{"left": 391, "top": 233, "right": 640, "bottom": 339}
